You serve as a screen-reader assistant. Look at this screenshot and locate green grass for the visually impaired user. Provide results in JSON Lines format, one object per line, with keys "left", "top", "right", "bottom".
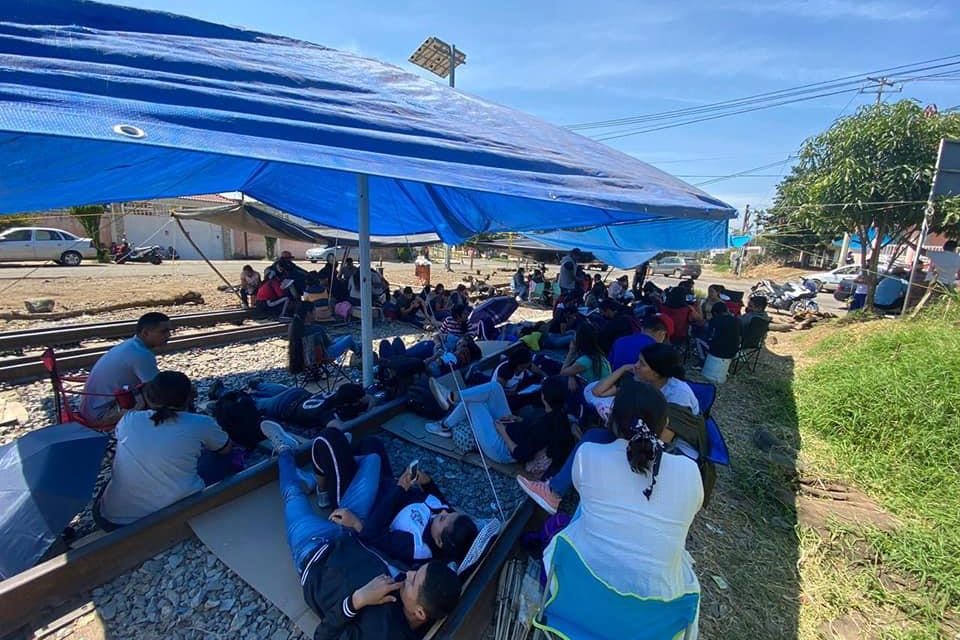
{"left": 793, "top": 300, "right": 960, "bottom": 622}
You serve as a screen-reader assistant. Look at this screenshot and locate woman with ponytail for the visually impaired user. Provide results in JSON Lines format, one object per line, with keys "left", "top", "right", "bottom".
{"left": 95, "top": 371, "right": 234, "bottom": 530}
{"left": 526, "top": 383, "right": 703, "bottom": 635}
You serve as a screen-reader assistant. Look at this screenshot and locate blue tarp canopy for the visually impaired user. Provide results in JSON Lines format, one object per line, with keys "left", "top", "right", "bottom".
{"left": 0, "top": 0, "right": 734, "bottom": 242}
{"left": 521, "top": 217, "right": 729, "bottom": 269}
{"left": 730, "top": 234, "right": 752, "bottom": 248}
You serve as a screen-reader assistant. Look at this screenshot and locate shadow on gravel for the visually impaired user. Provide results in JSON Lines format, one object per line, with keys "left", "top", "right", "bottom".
{"left": 688, "top": 341, "right": 801, "bottom": 639}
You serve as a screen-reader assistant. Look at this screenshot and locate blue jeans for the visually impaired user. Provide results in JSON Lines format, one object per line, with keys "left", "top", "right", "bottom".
{"left": 851, "top": 292, "right": 867, "bottom": 310}
{"left": 252, "top": 383, "right": 308, "bottom": 419}
{"left": 327, "top": 335, "right": 360, "bottom": 360}
{"left": 279, "top": 449, "right": 381, "bottom": 574}
{"left": 379, "top": 338, "right": 435, "bottom": 360}
{"left": 446, "top": 381, "right": 516, "bottom": 464}
{"left": 548, "top": 428, "right": 616, "bottom": 496}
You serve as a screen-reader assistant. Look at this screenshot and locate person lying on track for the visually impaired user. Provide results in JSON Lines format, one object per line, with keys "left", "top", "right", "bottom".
{"left": 94, "top": 371, "right": 235, "bottom": 531}
{"left": 260, "top": 421, "right": 461, "bottom": 639}
{"left": 308, "top": 427, "right": 479, "bottom": 567}
{"left": 78, "top": 311, "right": 171, "bottom": 428}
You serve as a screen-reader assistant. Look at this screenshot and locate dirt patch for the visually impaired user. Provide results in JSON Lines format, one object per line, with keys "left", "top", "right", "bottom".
{"left": 742, "top": 263, "right": 810, "bottom": 281}
{"left": 796, "top": 478, "right": 902, "bottom": 538}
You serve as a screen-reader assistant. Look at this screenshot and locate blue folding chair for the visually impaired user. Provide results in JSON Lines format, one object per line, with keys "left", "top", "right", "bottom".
{"left": 533, "top": 534, "right": 699, "bottom": 640}
{"left": 686, "top": 381, "right": 731, "bottom": 466}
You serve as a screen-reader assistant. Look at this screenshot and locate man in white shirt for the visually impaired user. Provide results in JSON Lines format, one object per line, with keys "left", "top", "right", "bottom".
{"left": 927, "top": 240, "right": 960, "bottom": 288}
{"left": 79, "top": 312, "right": 172, "bottom": 428}
{"left": 558, "top": 249, "right": 581, "bottom": 295}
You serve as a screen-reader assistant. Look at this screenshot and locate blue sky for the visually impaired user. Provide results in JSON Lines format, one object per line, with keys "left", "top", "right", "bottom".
{"left": 112, "top": 0, "right": 959, "bottom": 219}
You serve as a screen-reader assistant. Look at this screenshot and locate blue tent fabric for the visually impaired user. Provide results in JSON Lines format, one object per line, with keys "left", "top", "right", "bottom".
{"left": 521, "top": 217, "right": 729, "bottom": 269}
{"left": 0, "top": 1, "right": 734, "bottom": 242}
{"left": 0, "top": 423, "right": 109, "bottom": 579}
{"left": 729, "top": 234, "right": 752, "bottom": 248}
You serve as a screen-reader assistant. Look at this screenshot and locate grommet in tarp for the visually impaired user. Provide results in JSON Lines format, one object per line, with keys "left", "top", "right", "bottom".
{"left": 112, "top": 124, "right": 145, "bottom": 139}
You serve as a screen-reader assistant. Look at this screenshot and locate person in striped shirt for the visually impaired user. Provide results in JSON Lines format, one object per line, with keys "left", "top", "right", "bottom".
{"left": 439, "top": 304, "right": 469, "bottom": 350}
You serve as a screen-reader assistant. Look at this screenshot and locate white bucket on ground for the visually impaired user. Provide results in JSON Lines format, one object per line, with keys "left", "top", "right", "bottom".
{"left": 702, "top": 354, "right": 731, "bottom": 384}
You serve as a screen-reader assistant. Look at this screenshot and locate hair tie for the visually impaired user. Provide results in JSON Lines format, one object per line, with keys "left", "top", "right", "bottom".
{"left": 630, "top": 418, "right": 665, "bottom": 500}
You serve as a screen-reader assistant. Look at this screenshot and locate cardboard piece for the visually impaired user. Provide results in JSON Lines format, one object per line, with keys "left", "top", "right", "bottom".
{"left": 189, "top": 481, "right": 321, "bottom": 637}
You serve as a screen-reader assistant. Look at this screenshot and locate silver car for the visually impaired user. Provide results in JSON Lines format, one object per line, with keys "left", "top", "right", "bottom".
{"left": 0, "top": 227, "right": 98, "bottom": 265}
{"left": 801, "top": 264, "right": 863, "bottom": 292}
{"left": 305, "top": 245, "right": 349, "bottom": 263}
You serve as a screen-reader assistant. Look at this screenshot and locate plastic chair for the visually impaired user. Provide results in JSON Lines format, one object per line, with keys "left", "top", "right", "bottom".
{"left": 41, "top": 347, "right": 123, "bottom": 431}
{"left": 533, "top": 534, "right": 700, "bottom": 640}
{"left": 685, "top": 380, "right": 731, "bottom": 466}
{"left": 731, "top": 317, "right": 771, "bottom": 374}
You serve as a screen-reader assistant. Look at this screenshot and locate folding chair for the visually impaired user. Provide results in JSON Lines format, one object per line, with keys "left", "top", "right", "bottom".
{"left": 300, "top": 334, "right": 352, "bottom": 393}
{"left": 731, "top": 317, "right": 771, "bottom": 375}
{"left": 533, "top": 534, "right": 700, "bottom": 640}
{"left": 41, "top": 347, "right": 124, "bottom": 431}
{"left": 685, "top": 380, "right": 731, "bottom": 466}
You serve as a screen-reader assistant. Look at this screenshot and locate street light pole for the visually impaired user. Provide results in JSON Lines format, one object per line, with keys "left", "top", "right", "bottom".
{"left": 409, "top": 36, "right": 466, "bottom": 272}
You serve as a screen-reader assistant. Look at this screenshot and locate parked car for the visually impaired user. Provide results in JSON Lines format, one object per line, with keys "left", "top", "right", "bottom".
{"left": 305, "top": 245, "right": 348, "bottom": 263}
{"left": 649, "top": 256, "right": 702, "bottom": 279}
{"left": 834, "top": 274, "right": 909, "bottom": 307}
{"left": 801, "top": 264, "right": 863, "bottom": 292}
{"left": 0, "top": 227, "right": 97, "bottom": 266}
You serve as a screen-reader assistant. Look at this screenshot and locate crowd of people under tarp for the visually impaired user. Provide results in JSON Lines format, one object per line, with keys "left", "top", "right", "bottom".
{"left": 38, "top": 247, "right": 787, "bottom": 638}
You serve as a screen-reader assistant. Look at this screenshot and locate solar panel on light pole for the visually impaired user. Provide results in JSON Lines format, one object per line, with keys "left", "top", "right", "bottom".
{"left": 410, "top": 36, "right": 467, "bottom": 270}
{"left": 409, "top": 36, "right": 466, "bottom": 88}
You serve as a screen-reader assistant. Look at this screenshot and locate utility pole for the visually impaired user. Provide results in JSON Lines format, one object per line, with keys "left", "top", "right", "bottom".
{"left": 861, "top": 76, "right": 901, "bottom": 105}
{"left": 736, "top": 204, "right": 750, "bottom": 277}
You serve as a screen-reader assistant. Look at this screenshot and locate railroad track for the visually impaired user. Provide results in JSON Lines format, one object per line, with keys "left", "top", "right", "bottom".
{"left": 0, "top": 322, "right": 288, "bottom": 383}
{"left": 0, "top": 400, "right": 534, "bottom": 640}
{"left": 0, "top": 309, "right": 250, "bottom": 353}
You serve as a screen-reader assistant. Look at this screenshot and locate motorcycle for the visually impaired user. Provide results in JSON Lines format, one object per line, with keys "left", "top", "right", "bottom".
{"left": 751, "top": 278, "right": 819, "bottom": 314}
{"left": 115, "top": 245, "right": 164, "bottom": 265}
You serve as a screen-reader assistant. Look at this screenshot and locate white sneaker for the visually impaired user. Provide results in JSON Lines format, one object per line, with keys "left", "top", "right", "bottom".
{"left": 260, "top": 420, "right": 299, "bottom": 452}
{"left": 428, "top": 378, "right": 454, "bottom": 412}
{"left": 425, "top": 421, "right": 452, "bottom": 438}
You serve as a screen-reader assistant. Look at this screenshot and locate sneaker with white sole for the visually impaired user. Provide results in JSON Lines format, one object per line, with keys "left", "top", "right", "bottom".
{"left": 428, "top": 378, "right": 454, "bottom": 412}
{"left": 517, "top": 476, "right": 560, "bottom": 515}
{"left": 425, "top": 421, "right": 452, "bottom": 438}
{"left": 261, "top": 420, "right": 300, "bottom": 453}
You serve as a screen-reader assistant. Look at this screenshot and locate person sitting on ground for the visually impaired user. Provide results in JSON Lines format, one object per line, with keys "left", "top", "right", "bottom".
{"left": 512, "top": 267, "right": 528, "bottom": 301}
{"left": 424, "top": 334, "right": 481, "bottom": 377}
{"left": 560, "top": 324, "right": 611, "bottom": 391}
{"left": 339, "top": 257, "right": 358, "bottom": 286}
{"left": 239, "top": 265, "right": 262, "bottom": 308}
{"left": 255, "top": 269, "right": 290, "bottom": 318}
{"left": 541, "top": 305, "right": 581, "bottom": 350}
{"left": 430, "top": 283, "right": 451, "bottom": 320}
{"left": 79, "top": 312, "right": 171, "bottom": 428}
{"left": 95, "top": 371, "right": 234, "bottom": 531}
{"left": 449, "top": 283, "right": 470, "bottom": 309}
{"left": 260, "top": 422, "right": 461, "bottom": 639}
{"left": 740, "top": 295, "right": 771, "bottom": 329}
{"left": 519, "top": 383, "right": 702, "bottom": 637}
{"left": 439, "top": 303, "right": 469, "bottom": 349}
{"left": 494, "top": 346, "right": 547, "bottom": 398}
{"left": 583, "top": 282, "right": 607, "bottom": 310}
{"left": 607, "top": 274, "right": 629, "bottom": 301}
{"left": 594, "top": 298, "right": 636, "bottom": 354}
{"left": 608, "top": 315, "right": 668, "bottom": 370}
{"left": 699, "top": 302, "right": 740, "bottom": 384}
{"left": 316, "top": 428, "right": 479, "bottom": 568}
{"left": 288, "top": 302, "right": 362, "bottom": 375}
{"left": 397, "top": 286, "right": 427, "bottom": 326}
{"left": 274, "top": 251, "right": 308, "bottom": 301}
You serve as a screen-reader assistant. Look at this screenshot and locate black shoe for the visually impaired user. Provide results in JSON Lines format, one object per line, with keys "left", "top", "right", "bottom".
{"left": 208, "top": 380, "right": 225, "bottom": 401}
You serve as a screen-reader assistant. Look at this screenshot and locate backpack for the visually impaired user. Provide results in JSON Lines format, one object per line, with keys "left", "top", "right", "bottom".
{"left": 666, "top": 403, "right": 716, "bottom": 508}
{"left": 407, "top": 379, "right": 446, "bottom": 419}
{"left": 212, "top": 391, "right": 264, "bottom": 449}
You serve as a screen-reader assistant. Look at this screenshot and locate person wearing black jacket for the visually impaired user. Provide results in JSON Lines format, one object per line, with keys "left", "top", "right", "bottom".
{"left": 261, "top": 422, "right": 461, "bottom": 640}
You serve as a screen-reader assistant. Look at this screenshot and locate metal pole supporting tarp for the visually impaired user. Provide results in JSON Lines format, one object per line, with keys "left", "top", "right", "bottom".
{"left": 358, "top": 174, "right": 374, "bottom": 387}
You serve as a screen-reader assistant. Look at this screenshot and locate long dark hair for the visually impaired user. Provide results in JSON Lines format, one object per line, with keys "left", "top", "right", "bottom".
{"left": 288, "top": 301, "right": 314, "bottom": 374}
{"left": 574, "top": 324, "right": 606, "bottom": 379}
{"left": 440, "top": 514, "right": 478, "bottom": 563}
{"left": 610, "top": 382, "right": 669, "bottom": 498}
{"left": 143, "top": 371, "right": 193, "bottom": 426}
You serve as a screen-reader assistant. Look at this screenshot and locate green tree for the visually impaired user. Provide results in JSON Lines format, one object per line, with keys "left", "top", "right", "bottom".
{"left": 771, "top": 101, "right": 960, "bottom": 309}
{"left": 69, "top": 205, "right": 107, "bottom": 261}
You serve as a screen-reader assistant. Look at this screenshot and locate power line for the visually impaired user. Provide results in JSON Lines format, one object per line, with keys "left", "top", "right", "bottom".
{"left": 567, "top": 54, "right": 960, "bottom": 131}
{"left": 694, "top": 157, "right": 797, "bottom": 187}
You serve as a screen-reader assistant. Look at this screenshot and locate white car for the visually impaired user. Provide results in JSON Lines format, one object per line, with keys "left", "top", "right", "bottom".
{"left": 801, "top": 264, "right": 863, "bottom": 292}
{"left": 0, "top": 227, "right": 98, "bottom": 266}
{"left": 305, "top": 245, "right": 349, "bottom": 263}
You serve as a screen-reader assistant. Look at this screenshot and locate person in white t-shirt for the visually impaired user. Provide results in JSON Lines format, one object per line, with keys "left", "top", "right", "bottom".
{"left": 79, "top": 312, "right": 171, "bottom": 428}
{"left": 927, "top": 240, "right": 960, "bottom": 288}
{"left": 95, "top": 371, "right": 233, "bottom": 530}
{"left": 531, "top": 383, "right": 703, "bottom": 636}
